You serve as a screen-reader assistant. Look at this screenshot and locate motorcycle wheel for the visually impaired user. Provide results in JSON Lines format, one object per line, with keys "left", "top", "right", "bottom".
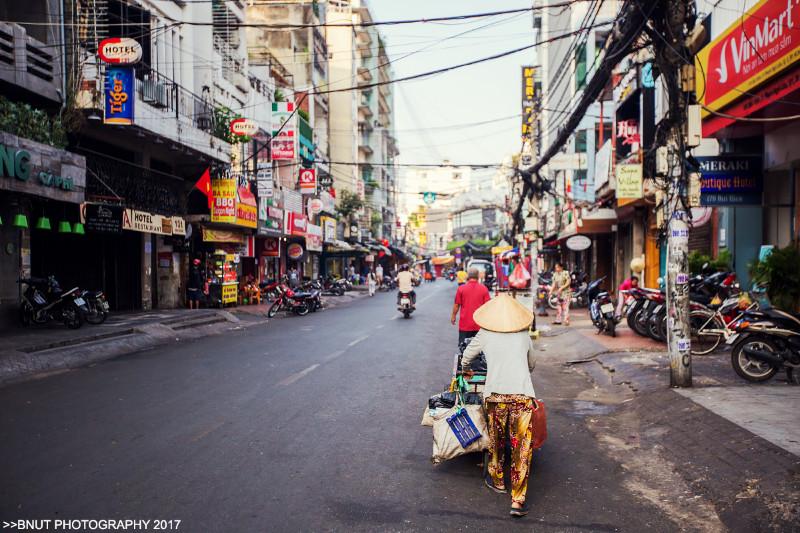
{"left": 403, "top": 310, "right": 411, "bottom": 319}
{"left": 63, "top": 303, "right": 84, "bottom": 329}
{"left": 606, "top": 318, "right": 616, "bottom": 337}
{"left": 548, "top": 294, "right": 559, "bottom": 310}
{"left": 267, "top": 300, "right": 282, "bottom": 318}
{"left": 336, "top": 287, "right": 345, "bottom": 296}
{"left": 18, "top": 302, "right": 33, "bottom": 327}
{"left": 294, "top": 304, "right": 310, "bottom": 316}
{"left": 85, "top": 300, "right": 108, "bottom": 325}
{"left": 633, "top": 309, "right": 652, "bottom": 337}
{"left": 647, "top": 313, "right": 664, "bottom": 341}
{"left": 689, "top": 310, "right": 723, "bottom": 355}
{"left": 731, "top": 336, "right": 779, "bottom": 382}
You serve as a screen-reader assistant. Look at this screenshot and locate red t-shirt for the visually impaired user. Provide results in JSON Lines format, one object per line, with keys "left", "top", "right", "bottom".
{"left": 455, "top": 280, "right": 491, "bottom": 332}
{"left": 619, "top": 278, "right": 635, "bottom": 291}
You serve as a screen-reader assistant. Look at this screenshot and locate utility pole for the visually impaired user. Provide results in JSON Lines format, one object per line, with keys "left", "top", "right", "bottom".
{"left": 650, "top": 0, "right": 696, "bottom": 387}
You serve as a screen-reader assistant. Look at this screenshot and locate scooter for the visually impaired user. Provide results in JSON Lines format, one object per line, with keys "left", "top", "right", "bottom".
{"left": 79, "top": 289, "right": 110, "bottom": 325}
{"left": 587, "top": 277, "right": 616, "bottom": 337}
{"left": 398, "top": 291, "right": 415, "bottom": 319}
{"left": 267, "top": 280, "right": 315, "bottom": 317}
{"left": 18, "top": 276, "right": 89, "bottom": 329}
{"left": 728, "top": 307, "right": 800, "bottom": 384}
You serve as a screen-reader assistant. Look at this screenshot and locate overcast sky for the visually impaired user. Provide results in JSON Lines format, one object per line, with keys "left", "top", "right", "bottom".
{"left": 370, "top": 0, "right": 536, "bottom": 182}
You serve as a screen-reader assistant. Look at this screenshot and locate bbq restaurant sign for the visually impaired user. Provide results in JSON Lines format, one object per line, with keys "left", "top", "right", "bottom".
{"left": 98, "top": 38, "right": 143, "bottom": 64}
{"left": 696, "top": 0, "right": 800, "bottom": 115}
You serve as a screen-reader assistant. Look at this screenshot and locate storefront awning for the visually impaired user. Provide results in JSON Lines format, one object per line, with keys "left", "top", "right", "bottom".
{"left": 558, "top": 208, "right": 617, "bottom": 240}
{"left": 431, "top": 255, "right": 454, "bottom": 266}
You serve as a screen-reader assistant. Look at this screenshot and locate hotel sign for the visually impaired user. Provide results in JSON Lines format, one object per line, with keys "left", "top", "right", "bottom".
{"left": 697, "top": 155, "right": 763, "bottom": 205}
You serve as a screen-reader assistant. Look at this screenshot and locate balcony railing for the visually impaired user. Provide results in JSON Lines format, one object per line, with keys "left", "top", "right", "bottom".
{"left": 133, "top": 64, "right": 225, "bottom": 142}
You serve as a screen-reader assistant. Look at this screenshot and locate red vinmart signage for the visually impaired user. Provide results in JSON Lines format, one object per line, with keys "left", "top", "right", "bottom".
{"left": 696, "top": 0, "right": 800, "bottom": 115}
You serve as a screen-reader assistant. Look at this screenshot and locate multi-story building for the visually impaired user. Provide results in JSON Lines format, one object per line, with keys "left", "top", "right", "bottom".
{"left": 326, "top": 0, "right": 398, "bottom": 242}
{"left": 0, "top": 0, "right": 276, "bottom": 322}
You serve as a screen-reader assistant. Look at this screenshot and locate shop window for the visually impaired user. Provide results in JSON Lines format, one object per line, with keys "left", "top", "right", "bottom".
{"left": 575, "top": 130, "right": 587, "bottom": 153}
{"left": 764, "top": 170, "right": 795, "bottom": 247}
{"left": 575, "top": 43, "right": 587, "bottom": 91}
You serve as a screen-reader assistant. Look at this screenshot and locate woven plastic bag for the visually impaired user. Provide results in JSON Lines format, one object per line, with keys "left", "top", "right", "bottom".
{"left": 431, "top": 403, "right": 489, "bottom": 463}
{"left": 508, "top": 262, "right": 531, "bottom": 289}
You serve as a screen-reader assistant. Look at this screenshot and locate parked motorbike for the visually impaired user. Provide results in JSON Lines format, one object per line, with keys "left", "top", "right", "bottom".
{"left": 299, "top": 280, "right": 324, "bottom": 312}
{"left": 18, "top": 276, "right": 89, "bottom": 329}
{"left": 728, "top": 307, "right": 800, "bottom": 384}
{"left": 587, "top": 277, "right": 616, "bottom": 336}
{"left": 260, "top": 279, "right": 281, "bottom": 301}
{"left": 398, "top": 290, "right": 415, "bottom": 319}
{"left": 548, "top": 274, "right": 589, "bottom": 309}
{"left": 267, "top": 280, "right": 316, "bottom": 317}
{"left": 320, "top": 276, "right": 346, "bottom": 296}
{"left": 79, "top": 289, "right": 110, "bottom": 325}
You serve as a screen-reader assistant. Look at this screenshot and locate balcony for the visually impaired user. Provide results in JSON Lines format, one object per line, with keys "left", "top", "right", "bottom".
{"left": 76, "top": 63, "right": 232, "bottom": 163}
{"left": 357, "top": 66, "right": 373, "bottom": 84}
{"left": 0, "top": 22, "right": 61, "bottom": 102}
{"left": 358, "top": 133, "right": 373, "bottom": 156}
{"left": 358, "top": 95, "right": 373, "bottom": 119}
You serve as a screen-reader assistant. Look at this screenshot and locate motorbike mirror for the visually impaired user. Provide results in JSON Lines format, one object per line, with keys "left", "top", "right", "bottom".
{"left": 657, "top": 277, "right": 664, "bottom": 287}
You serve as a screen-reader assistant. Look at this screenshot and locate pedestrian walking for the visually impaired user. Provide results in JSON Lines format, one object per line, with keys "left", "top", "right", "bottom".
{"left": 451, "top": 268, "right": 491, "bottom": 345}
{"left": 550, "top": 262, "right": 571, "bottom": 325}
{"left": 367, "top": 269, "right": 377, "bottom": 296}
{"left": 375, "top": 263, "right": 384, "bottom": 288}
{"left": 460, "top": 294, "right": 537, "bottom": 517}
{"left": 186, "top": 258, "right": 204, "bottom": 310}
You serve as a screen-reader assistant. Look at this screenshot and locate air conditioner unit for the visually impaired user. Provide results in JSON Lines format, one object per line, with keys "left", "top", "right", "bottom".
{"left": 142, "top": 78, "right": 170, "bottom": 108}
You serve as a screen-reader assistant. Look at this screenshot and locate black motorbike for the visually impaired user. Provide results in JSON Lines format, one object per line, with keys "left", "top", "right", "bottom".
{"left": 18, "top": 276, "right": 89, "bottom": 329}
{"left": 398, "top": 290, "right": 415, "bottom": 319}
{"left": 299, "top": 280, "right": 324, "bottom": 312}
{"left": 79, "top": 289, "right": 110, "bottom": 325}
{"left": 729, "top": 307, "right": 800, "bottom": 384}
{"left": 587, "top": 277, "right": 616, "bottom": 336}
{"left": 320, "top": 276, "right": 346, "bottom": 296}
{"left": 267, "top": 279, "right": 319, "bottom": 317}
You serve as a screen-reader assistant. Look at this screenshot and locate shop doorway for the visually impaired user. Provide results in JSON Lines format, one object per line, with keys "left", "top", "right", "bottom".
{"left": 31, "top": 230, "right": 142, "bottom": 311}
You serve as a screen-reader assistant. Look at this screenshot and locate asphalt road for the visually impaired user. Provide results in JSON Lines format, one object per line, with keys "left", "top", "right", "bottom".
{"left": 0, "top": 281, "right": 677, "bottom": 532}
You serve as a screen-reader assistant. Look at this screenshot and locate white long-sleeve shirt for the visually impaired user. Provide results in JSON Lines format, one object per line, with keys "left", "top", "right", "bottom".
{"left": 461, "top": 329, "right": 537, "bottom": 398}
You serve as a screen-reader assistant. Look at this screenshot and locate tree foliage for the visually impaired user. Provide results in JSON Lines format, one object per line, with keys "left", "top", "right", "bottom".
{"left": 335, "top": 189, "right": 363, "bottom": 220}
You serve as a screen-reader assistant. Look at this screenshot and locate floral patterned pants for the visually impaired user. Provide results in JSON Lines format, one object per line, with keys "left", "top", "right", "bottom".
{"left": 485, "top": 394, "right": 534, "bottom": 505}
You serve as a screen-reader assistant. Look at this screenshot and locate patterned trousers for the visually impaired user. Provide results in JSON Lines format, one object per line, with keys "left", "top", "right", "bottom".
{"left": 485, "top": 394, "right": 535, "bottom": 504}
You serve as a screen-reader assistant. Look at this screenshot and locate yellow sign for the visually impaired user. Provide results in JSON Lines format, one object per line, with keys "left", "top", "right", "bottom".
{"left": 211, "top": 178, "right": 236, "bottom": 224}
{"left": 221, "top": 283, "right": 238, "bottom": 305}
{"left": 616, "top": 164, "right": 643, "bottom": 200}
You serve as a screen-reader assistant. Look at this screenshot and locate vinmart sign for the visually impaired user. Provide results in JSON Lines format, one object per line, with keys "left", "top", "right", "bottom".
{"left": 696, "top": 0, "right": 800, "bottom": 115}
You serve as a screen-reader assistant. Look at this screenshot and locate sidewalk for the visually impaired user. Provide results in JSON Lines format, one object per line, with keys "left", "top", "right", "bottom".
{"left": 0, "top": 288, "right": 370, "bottom": 388}
{"left": 538, "top": 325, "right": 800, "bottom": 530}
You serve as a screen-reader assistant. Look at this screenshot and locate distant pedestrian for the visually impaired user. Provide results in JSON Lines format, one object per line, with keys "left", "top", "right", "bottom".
{"left": 375, "top": 263, "right": 384, "bottom": 288}
{"left": 367, "top": 269, "right": 377, "bottom": 296}
{"left": 550, "top": 262, "right": 571, "bottom": 325}
{"left": 451, "top": 267, "right": 491, "bottom": 345}
{"left": 187, "top": 258, "right": 203, "bottom": 310}
{"left": 288, "top": 267, "right": 300, "bottom": 288}
{"left": 348, "top": 262, "right": 356, "bottom": 283}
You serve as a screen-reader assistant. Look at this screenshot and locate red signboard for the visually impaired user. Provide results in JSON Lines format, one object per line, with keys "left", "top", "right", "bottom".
{"left": 271, "top": 130, "right": 295, "bottom": 160}
{"left": 285, "top": 212, "right": 307, "bottom": 236}
{"left": 299, "top": 168, "right": 316, "bottom": 194}
{"left": 261, "top": 237, "right": 280, "bottom": 257}
{"left": 696, "top": 0, "right": 800, "bottom": 114}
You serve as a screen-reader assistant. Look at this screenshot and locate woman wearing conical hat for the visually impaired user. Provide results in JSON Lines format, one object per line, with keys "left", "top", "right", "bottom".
{"left": 461, "top": 294, "right": 537, "bottom": 518}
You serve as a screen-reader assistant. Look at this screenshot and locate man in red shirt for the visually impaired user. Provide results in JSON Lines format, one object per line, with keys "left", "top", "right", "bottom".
{"left": 451, "top": 268, "right": 491, "bottom": 345}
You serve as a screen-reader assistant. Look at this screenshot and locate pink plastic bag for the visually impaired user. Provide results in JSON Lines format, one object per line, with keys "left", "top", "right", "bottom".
{"left": 508, "top": 263, "right": 531, "bottom": 289}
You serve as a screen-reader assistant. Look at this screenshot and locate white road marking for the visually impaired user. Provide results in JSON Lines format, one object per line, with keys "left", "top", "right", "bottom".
{"left": 277, "top": 364, "right": 320, "bottom": 386}
{"left": 375, "top": 324, "right": 385, "bottom": 329}
{"left": 322, "top": 349, "right": 345, "bottom": 363}
{"left": 348, "top": 335, "right": 369, "bottom": 347}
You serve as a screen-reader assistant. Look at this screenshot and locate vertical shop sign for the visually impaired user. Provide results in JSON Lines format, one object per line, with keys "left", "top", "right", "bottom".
{"left": 521, "top": 66, "right": 536, "bottom": 141}
{"left": 271, "top": 102, "right": 296, "bottom": 160}
{"left": 211, "top": 177, "right": 237, "bottom": 223}
{"left": 103, "top": 66, "right": 135, "bottom": 125}
{"left": 299, "top": 167, "right": 316, "bottom": 194}
{"left": 616, "top": 164, "right": 643, "bottom": 199}
{"left": 256, "top": 163, "right": 273, "bottom": 198}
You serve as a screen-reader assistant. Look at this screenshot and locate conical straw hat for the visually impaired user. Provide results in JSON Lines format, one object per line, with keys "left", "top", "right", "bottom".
{"left": 473, "top": 294, "right": 533, "bottom": 333}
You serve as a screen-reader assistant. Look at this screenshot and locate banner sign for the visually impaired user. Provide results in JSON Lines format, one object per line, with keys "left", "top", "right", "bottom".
{"left": 202, "top": 228, "right": 245, "bottom": 243}
{"left": 319, "top": 173, "right": 333, "bottom": 189}
{"left": 696, "top": 0, "right": 800, "bottom": 115}
{"left": 230, "top": 118, "right": 258, "bottom": 137}
{"left": 698, "top": 155, "right": 763, "bottom": 205}
{"left": 285, "top": 211, "right": 308, "bottom": 236}
{"left": 299, "top": 167, "right": 316, "bottom": 194}
{"left": 261, "top": 237, "right": 280, "bottom": 257}
{"left": 82, "top": 203, "right": 123, "bottom": 233}
{"left": 236, "top": 185, "right": 258, "bottom": 228}
{"left": 321, "top": 216, "right": 336, "bottom": 243}
{"left": 211, "top": 178, "right": 237, "bottom": 224}
{"left": 307, "top": 197, "right": 323, "bottom": 217}
{"left": 104, "top": 66, "right": 135, "bottom": 125}
{"left": 122, "top": 209, "right": 185, "bottom": 236}
{"left": 271, "top": 102, "right": 296, "bottom": 160}
{"left": 305, "top": 223, "right": 323, "bottom": 252}
{"left": 256, "top": 163, "right": 273, "bottom": 198}
{"left": 283, "top": 188, "right": 303, "bottom": 214}
{"left": 616, "top": 164, "right": 643, "bottom": 199}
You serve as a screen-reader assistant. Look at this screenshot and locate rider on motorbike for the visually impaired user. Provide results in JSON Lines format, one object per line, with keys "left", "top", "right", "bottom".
{"left": 396, "top": 265, "right": 416, "bottom": 307}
